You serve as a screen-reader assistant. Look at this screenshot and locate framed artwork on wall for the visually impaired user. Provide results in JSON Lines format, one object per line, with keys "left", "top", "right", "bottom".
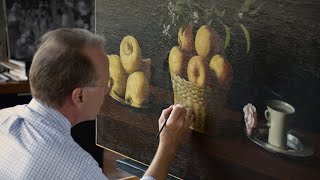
{"left": 0, "top": 0, "right": 8, "bottom": 63}
{"left": 5, "top": 0, "right": 95, "bottom": 62}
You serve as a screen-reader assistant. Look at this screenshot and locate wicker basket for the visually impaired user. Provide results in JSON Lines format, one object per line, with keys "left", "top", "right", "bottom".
{"left": 170, "top": 72, "right": 227, "bottom": 135}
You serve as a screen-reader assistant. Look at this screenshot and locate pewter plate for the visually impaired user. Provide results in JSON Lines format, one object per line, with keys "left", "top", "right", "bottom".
{"left": 246, "top": 128, "right": 314, "bottom": 157}
{"left": 109, "top": 91, "right": 150, "bottom": 109}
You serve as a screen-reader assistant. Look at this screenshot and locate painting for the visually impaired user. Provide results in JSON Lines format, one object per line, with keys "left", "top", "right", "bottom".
{"left": 5, "top": 0, "right": 95, "bottom": 61}
{"left": 96, "top": 0, "right": 320, "bottom": 179}
{"left": 0, "top": 0, "right": 7, "bottom": 63}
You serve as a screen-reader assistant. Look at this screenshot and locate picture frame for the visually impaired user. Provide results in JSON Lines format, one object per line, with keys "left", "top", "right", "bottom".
{"left": 0, "top": 0, "right": 8, "bottom": 63}
{"left": 5, "top": 0, "right": 95, "bottom": 62}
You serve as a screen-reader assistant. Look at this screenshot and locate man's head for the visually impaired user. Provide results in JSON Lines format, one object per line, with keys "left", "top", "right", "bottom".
{"left": 29, "top": 28, "right": 109, "bottom": 121}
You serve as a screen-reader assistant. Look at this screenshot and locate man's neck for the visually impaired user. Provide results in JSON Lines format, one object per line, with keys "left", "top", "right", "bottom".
{"left": 57, "top": 102, "right": 81, "bottom": 127}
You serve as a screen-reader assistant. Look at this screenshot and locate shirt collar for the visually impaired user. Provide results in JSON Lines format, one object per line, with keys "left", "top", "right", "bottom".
{"left": 27, "top": 98, "right": 71, "bottom": 132}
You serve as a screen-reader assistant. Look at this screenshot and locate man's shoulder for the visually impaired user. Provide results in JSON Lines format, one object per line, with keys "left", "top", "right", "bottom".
{"left": 0, "top": 105, "right": 26, "bottom": 122}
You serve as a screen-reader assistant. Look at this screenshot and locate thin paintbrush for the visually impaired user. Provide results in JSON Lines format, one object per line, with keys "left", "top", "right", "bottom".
{"left": 154, "top": 117, "right": 168, "bottom": 140}
{"left": 154, "top": 104, "right": 193, "bottom": 140}
{"left": 154, "top": 104, "right": 175, "bottom": 140}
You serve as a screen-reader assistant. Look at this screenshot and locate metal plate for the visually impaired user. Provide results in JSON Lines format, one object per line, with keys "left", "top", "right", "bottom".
{"left": 246, "top": 127, "right": 314, "bottom": 157}
{"left": 109, "top": 91, "right": 150, "bottom": 109}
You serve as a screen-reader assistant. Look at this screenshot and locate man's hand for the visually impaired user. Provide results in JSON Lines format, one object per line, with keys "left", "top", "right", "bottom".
{"left": 143, "top": 104, "right": 194, "bottom": 180}
{"left": 158, "top": 104, "right": 194, "bottom": 153}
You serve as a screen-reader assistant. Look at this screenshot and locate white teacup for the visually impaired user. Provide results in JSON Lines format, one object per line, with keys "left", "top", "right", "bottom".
{"left": 265, "top": 100, "right": 295, "bottom": 149}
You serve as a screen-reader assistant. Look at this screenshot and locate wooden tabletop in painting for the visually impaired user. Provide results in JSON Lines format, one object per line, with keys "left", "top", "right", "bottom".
{"left": 97, "top": 86, "right": 320, "bottom": 179}
{"left": 0, "top": 81, "right": 30, "bottom": 94}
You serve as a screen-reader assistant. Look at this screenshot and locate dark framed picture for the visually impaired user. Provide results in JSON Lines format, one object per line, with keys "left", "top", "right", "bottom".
{"left": 5, "top": 0, "right": 95, "bottom": 62}
{"left": 0, "top": 0, "right": 8, "bottom": 62}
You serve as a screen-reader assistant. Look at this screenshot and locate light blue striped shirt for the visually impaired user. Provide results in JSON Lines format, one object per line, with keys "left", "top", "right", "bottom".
{"left": 0, "top": 98, "right": 107, "bottom": 180}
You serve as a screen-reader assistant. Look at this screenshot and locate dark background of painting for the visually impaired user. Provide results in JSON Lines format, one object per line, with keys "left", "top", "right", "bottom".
{"left": 96, "top": 0, "right": 320, "bottom": 132}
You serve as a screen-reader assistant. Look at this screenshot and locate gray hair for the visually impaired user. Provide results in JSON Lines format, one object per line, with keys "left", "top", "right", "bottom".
{"left": 29, "top": 28, "right": 106, "bottom": 108}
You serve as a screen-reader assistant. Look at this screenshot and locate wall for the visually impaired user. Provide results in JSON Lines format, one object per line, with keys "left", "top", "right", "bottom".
{"left": 96, "top": 0, "right": 320, "bottom": 132}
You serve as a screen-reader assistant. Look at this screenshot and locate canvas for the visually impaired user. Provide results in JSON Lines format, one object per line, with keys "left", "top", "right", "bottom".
{"left": 96, "top": 0, "right": 320, "bottom": 179}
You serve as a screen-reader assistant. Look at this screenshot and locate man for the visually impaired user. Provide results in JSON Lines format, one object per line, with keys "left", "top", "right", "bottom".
{"left": 0, "top": 28, "right": 194, "bottom": 179}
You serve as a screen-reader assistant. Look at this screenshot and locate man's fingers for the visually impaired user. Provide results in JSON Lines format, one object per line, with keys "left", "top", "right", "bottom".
{"left": 162, "top": 105, "right": 173, "bottom": 119}
{"left": 184, "top": 108, "right": 194, "bottom": 127}
{"left": 159, "top": 105, "right": 173, "bottom": 125}
{"left": 166, "top": 104, "right": 184, "bottom": 124}
{"left": 159, "top": 104, "right": 194, "bottom": 133}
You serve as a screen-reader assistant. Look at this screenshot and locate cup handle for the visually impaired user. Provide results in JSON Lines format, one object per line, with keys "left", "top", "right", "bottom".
{"left": 265, "top": 110, "right": 271, "bottom": 127}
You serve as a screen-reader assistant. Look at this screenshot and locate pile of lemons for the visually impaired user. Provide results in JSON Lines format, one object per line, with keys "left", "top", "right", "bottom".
{"left": 169, "top": 23, "right": 233, "bottom": 91}
{"left": 107, "top": 35, "right": 151, "bottom": 107}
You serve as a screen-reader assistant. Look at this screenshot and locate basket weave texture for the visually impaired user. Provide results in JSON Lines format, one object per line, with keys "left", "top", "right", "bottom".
{"left": 170, "top": 72, "right": 227, "bottom": 134}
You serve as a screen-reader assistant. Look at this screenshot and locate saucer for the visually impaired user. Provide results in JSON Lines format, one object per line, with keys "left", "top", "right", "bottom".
{"left": 246, "top": 128, "right": 314, "bottom": 157}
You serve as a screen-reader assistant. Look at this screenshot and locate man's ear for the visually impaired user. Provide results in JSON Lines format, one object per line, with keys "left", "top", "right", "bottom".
{"left": 71, "top": 88, "right": 84, "bottom": 106}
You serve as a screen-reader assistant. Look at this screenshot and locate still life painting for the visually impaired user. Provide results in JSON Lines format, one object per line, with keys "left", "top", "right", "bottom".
{"left": 96, "top": 0, "right": 320, "bottom": 179}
